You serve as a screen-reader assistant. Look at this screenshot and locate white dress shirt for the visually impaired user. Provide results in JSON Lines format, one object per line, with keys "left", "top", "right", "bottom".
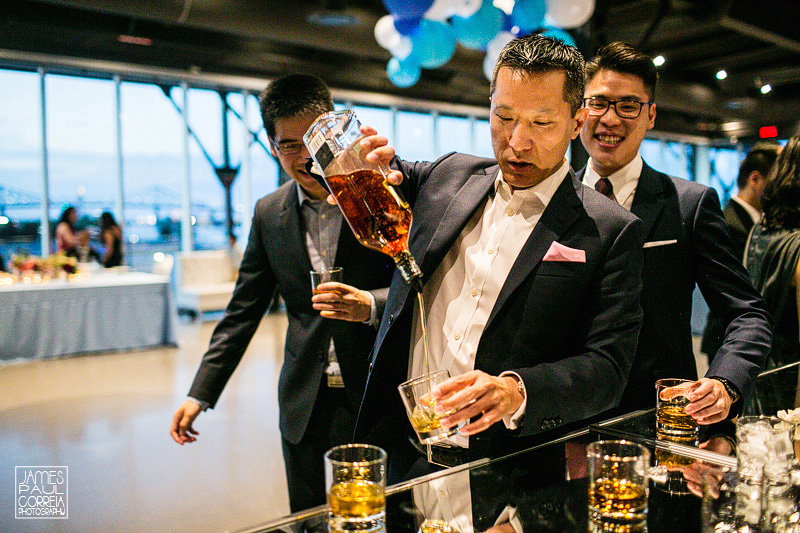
{"left": 583, "top": 155, "right": 643, "bottom": 210}
{"left": 730, "top": 195, "right": 762, "bottom": 225}
{"left": 409, "top": 160, "right": 571, "bottom": 446}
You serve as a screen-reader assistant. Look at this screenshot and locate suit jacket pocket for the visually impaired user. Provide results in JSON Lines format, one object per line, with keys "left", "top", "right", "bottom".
{"left": 537, "top": 260, "right": 587, "bottom": 278}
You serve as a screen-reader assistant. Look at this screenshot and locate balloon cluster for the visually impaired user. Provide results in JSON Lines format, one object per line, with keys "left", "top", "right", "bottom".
{"left": 376, "top": 0, "right": 594, "bottom": 87}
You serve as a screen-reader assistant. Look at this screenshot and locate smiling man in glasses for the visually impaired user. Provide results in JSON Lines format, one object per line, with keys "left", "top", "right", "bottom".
{"left": 578, "top": 42, "right": 771, "bottom": 424}
{"left": 171, "top": 74, "right": 394, "bottom": 514}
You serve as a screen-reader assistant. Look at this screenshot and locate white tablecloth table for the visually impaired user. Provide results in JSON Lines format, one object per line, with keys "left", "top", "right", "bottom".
{"left": 0, "top": 271, "right": 178, "bottom": 361}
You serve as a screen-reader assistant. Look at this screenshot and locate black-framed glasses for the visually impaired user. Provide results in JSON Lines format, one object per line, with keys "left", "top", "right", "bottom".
{"left": 270, "top": 139, "right": 305, "bottom": 156}
{"left": 583, "top": 97, "right": 653, "bottom": 119}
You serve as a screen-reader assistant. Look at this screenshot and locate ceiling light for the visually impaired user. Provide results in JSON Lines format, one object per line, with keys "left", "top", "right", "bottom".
{"left": 653, "top": 55, "right": 665, "bottom": 67}
{"left": 117, "top": 34, "right": 153, "bottom": 46}
{"left": 716, "top": 70, "right": 727, "bottom": 80}
{"left": 760, "top": 84, "right": 772, "bottom": 94}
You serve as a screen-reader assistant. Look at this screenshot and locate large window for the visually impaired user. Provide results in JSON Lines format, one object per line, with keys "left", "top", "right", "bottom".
{"left": 0, "top": 69, "right": 41, "bottom": 259}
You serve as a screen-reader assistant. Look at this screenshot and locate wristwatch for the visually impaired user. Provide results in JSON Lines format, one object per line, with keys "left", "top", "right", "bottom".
{"left": 713, "top": 378, "right": 741, "bottom": 404}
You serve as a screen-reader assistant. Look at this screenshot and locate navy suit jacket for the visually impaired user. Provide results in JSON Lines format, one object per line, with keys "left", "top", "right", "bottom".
{"left": 354, "top": 153, "right": 644, "bottom": 462}
{"left": 578, "top": 162, "right": 771, "bottom": 411}
{"left": 188, "top": 181, "right": 395, "bottom": 444}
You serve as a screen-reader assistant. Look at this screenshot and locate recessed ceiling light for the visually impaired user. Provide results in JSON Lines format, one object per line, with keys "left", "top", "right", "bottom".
{"left": 760, "top": 84, "right": 772, "bottom": 94}
{"left": 653, "top": 55, "right": 665, "bottom": 66}
{"left": 716, "top": 69, "right": 727, "bottom": 80}
{"left": 117, "top": 34, "right": 153, "bottom": 46}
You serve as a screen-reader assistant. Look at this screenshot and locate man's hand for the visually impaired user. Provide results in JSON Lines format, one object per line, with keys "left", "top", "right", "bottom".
{"left": 431, "top": 370, "right": 524, "bottom": 436}
{"left": 312, "top": 282, "right": 372, "bottom": 322}
{"left": 324, "top": 125, "right": 402, "bottom": 206}
{"left": 684, "top": 377, "right": 734, "bottom": 424}
{"left": 171, "top": 400, "right": 202, "bottom": 444}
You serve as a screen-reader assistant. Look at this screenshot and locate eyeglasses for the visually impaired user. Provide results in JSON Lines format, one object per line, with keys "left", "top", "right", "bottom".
{"left": 271, "top": 139, "right": 305, "bottom": 156}
{"left": 583, "top": 97, "right": 653, "bottom": 119}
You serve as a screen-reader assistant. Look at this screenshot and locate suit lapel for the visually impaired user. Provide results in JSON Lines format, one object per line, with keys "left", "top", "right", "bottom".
{"left": 486, "top": 172, "right": 582, "bottom": 327}
{"left": 419, "top": 166, "right": 498, "bottom": 278}
{"left": 630, "top": 163, "right": 667, "bottom": 241}
{"left": 279, "top": 184, "right": 314, "bottom": 274}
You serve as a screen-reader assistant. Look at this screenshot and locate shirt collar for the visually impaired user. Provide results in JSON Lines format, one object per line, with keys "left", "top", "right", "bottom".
{"left": 584, "top": 154, "right": 642, "bottom": 192}
{"left": 296, "top": 182, "right": 320, "bottom": 208}
{"left": 730, "top": 195, "right": 762, "bottom": 224}
{"left": 494, "top": 159, "right": 570, "bottom": 209}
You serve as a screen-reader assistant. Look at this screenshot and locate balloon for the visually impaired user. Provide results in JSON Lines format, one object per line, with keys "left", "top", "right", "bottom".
{"left": 387, "top": 55, "right": 422, "bottom": 87}
{"left": 483, "top": 31, "right": 516, "bottom": 81}
{"left": 452, "top": 0, "right": 482, "bottom": 17}
{"left": 394, "top": 15, "right": 422, "bottom": 36}
{"left": 540, "top": 27, "right": 576, "bottom": 47}
{"left": 410, "top": 19, "right": 457, "bottom": 69}
{"left": 382, "top": 0, "right": 434, "bottom": 20}
{"left": 424, "top": 0, "right": 458, "bottom": 21}
{"left": 452, "top": 1, "right": 504, "bottom": 50}
{"left": 374, "top": 15, "right": 412, "bottom": 59}
{"left": 544, "top": 0, "right": 595, "bottom": 29}
{"left": 511, "top": 0, "right": 546, "bottom": 34}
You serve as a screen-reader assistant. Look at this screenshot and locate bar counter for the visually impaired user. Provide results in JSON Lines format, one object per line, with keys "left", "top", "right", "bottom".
{"left": 238, "top": 362, "right": 800, "bottom": 533}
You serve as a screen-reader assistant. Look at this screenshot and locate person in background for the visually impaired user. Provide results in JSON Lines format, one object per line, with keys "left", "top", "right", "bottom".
{"left": 99, "top": 212, "right": 123, "bottom": 268}
{"left": 744, "top": 135, "right": 800, "bottom": 368}
{"left": 170, "top": 74, "right": 395, "bottom": 513}
{"left": 702, "top": 142, "right": 781, "bottom": 357}
{"left": 73, "top": 230, "right": 100, "bottom": 263}
{"left": 353, "top": 34, "right": 644, "bottom": 481}
{"left": 55, "top": 206, "right": 79, "bottom": 255}
{"left": 577, "top": 41, "right": 771, "bottom": 422}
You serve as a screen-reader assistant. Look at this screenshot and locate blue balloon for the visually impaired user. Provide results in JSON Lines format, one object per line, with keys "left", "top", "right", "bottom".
{"left": 410, "top": 19, "right": 456, "bottom": 69}
{"left": 452, "top": 1, "right": 505, "bottom": 50}
{"left": 382, "top": 0, "right": 434, "bottom": 20}
{"left": 510, "top": 0, "right": 546, "bottom": 34}
{"left": 541, "top": 27, "right": 577, "bottom": 48}
{"left": 393, "top": 15, "right": 422, "bottom": 36}
{"left": 387, "top": 55, "right": 421, "bottom": 88}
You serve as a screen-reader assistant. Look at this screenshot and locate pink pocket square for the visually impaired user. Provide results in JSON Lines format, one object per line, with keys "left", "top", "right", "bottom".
{"left": 543, "top": 241, "right": 586, "bottom": 262}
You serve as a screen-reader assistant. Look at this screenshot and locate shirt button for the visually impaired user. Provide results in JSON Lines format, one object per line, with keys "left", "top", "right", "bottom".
{"left": 321, "top": 214, "right": 326, "bottom": 219}
{"left": 506, "top": 208, "right": 514, "bottom": 216}
{"left": 321, "top": 251, "right": 327, "bottom": 256}
{"left": 470, "top": 289, "right": 478, "bottom": 297}
{"left": 438, "top": 490, "right": 447, "bottom": 498}
{"left": 488, "top": 248, "right": 494, "bottom": 255}
{"left": 454, "top": 333, "right": 461, "bottom": 341}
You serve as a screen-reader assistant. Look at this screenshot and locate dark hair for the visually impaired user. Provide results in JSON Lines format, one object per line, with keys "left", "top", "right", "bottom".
{"left": 58, "top": 206, "right": 76, "bottom": 229}
{"left": 585, "top": 42, "right": 659, "bottom": 101}
{"left": 761, "top": 135, "right": 800, "bottom": 230}
{"left": 491, "top": 33, "right": 585, "bottom": 115}
{"left": 100, "top": 211, "right": 118, "bottom": 231}
{"left": 259, "top": 74, "right": 334, "bottom": 139}
{"left": 737, "top": 142, "right": 781, "bottom": 189}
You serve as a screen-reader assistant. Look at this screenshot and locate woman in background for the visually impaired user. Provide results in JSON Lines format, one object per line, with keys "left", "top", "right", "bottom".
{"left": 55, "top": 206, "right": 79, "bottom": 255}
{"left": 100, "top": 211, "right": 123, "bottom": 268}
{"left": 745, "top": 135, "right": 800, "bottom": 367}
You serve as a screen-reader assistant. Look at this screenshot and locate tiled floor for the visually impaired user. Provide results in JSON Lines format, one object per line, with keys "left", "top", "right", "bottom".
{"left": 1, "top": 313, "right": 290, "bottom": 533}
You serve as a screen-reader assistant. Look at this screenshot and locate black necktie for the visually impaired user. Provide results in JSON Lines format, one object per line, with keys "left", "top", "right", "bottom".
{"left": 595, "top": 177, "right": 616, "bottom": 201}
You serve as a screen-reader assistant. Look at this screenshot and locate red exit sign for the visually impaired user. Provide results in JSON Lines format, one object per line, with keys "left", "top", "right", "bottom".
{"left": 759, "top": 125, "right": 778, "bottom": 138}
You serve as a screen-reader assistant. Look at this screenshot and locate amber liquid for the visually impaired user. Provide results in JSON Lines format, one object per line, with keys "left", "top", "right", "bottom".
{"left": 328, "top": 479, "right": 385, "bottom": 520}
{"left": 419, "top": 519, "right": 457, "bottom": 533}
{"left": 589, "top": 478, "right": 648, "bottom": 524}
{"left": 656, "top": 402, "right": 698, "bottom": 438}
{"left": 326, "top": 169, "right": 413, "bottom": 257}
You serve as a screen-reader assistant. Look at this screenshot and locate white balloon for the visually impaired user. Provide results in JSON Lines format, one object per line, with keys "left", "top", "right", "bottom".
{"left": 486, "top": 30, "right": 515, "bottom": 59}
{"left": 484, "top": 31, "right": 515, "bottom": 81}
{"left": 374, "top": 15, "right": 399, "bottom": 50}
{"left": 424, "top": 0, "right": 458, "bottom": 21}
{"left": 453, "top": 0, "right": 482, "bottom": 18}
{"left": 391, "top": 36, "right": 413, "bottom": 60}
{"left": 483, "top": 52, "right": 496, "bottom": 81}
{"left": 545, "top": 0, "right": 595, "bottom": 29}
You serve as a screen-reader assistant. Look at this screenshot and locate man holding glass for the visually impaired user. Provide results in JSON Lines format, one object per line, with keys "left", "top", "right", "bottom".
{"left": 577, "top": 42, "right": 772, "bottom": 424}
{"left": 353, "top": 34, "right": 644, "bottom": 480}
{"left": 170, "top": 74, "right": 394, "bottom": 513}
